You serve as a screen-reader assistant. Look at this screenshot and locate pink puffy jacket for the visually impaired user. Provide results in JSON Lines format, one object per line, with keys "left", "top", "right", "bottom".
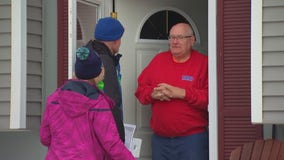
{"left": 40, "top": 80, "right": 135, "bottom": 160}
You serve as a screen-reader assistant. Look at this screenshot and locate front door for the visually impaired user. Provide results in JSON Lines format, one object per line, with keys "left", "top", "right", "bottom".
{"left": 117, "top": 1, "right": 208, "bottom": 159}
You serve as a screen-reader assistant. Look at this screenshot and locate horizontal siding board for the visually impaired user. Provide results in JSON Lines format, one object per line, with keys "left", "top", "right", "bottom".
{"left": 263, "top": 51, "right": 284, "bottom": 66}
{"left": 263, "top": 112, "right": 284, "bottom": 124}
{"left": 27, "top": 0, "right": 42, "bottom": 7}
{"left": 263, "top": 96, "right": 284, "bottom": 111}
{"left": 27, "top": 34, "right": 42, "bottom": 48}
{"left": 0, "top": 74, "right": 11, "bottom": 87}
{"left": 263, "top": 96, "right": 284, "bottom": 108}
{"left": 263, "top": 22, "right": 284, "bottom": 36}
{"left": 0, "top": 88, "right": 10, "bottom": 101}
{"left": 263, "top": 6, "right": 284, "bottom": 22}
{"left": 0, "top": 0, "right": 11, "bottom": 4}
{"left": 27, "top": 102, "right": 42, "bottom": 115}
{"left": 27, "top": 75, "right": 42, "bottom": 88}
{"left": 0, "top": 47, "right": 11, "bottom": 60}
{"left": 0, "top": 61, "right": 11, "bottom": 73}
{"left": 27, "top": 61, "right": 42, "bottom": 75}
{"left": 0, "top": 117, "right": 10, "bottom": 128}
{"left": 0, "top": 33, "right": 11, "bottom": 46}
{"left": 27, "top": 5, "right": 42, "bottom": 21}
{"left": 0, "top": 6, "right": 11, "bottom": 18}
{"left": 263, "top": 66, "right": 284, "bottom": 81}
{"left": 0, "top": 19, "right": 11, "bottom": 32}
{"left": 263, "top": 37, "right": 284, "bottom": 51}
{"left": 28, "top": 20, "right": 42, "bottom": 35}
{"left": 263, "top": 1, "right": 284, "bottom": 7}
{"left": 263, "top": 82, "right": 284, "bottom": 95}
{"left": 27, "top": 48, "right": 42, "bottom": 62}
{"left": 27, "top": 88, "right": 42, "bottom": 101}
{"left": 0, "top": 102, "right": 10, "bottom": 115}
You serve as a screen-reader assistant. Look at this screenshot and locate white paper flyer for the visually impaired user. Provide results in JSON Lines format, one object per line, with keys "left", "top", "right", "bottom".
{"left": 124, "top": 123, "right": 136, "bottom": 151}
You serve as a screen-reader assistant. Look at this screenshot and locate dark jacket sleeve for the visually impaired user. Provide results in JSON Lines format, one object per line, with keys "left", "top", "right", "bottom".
{"left": 111, "top": 107, "right": 125, "bottom": 142}
{"left": 100, "top": 53, "right": 125, "bottom": 142}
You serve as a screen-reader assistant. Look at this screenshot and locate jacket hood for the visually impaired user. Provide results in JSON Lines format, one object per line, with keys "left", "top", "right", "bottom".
{"left": 58, "top": 80, "right": 100, "bottom": 118}
{"left": 87, "top": 40, "right": 122, "bottom": 67}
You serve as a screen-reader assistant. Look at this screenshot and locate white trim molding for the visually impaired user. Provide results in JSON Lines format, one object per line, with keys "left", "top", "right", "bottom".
{"left": 68, "top": 0, "right": 102, "bottom": 78}
{"left": 10, "top": 0, "right": 27, "bottom": 129}
{"left": 251, "top": 0, "right": 263, "bottom": 123}
{"left": 68, "top": 0, "right": 77, "bottom": 78}
{"left": 208, "top": 1, "right": 218, "bottom": 159}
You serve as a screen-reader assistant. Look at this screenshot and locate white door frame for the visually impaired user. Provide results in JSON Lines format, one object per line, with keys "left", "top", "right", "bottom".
{"left": 208, "top": 0, "right": 218, "bottom": 160}
{"left": 68, "top": 0, "right": 110, "bottom": 78}
{"left": 68, "top": 0, "right": 219, "bottom": 159}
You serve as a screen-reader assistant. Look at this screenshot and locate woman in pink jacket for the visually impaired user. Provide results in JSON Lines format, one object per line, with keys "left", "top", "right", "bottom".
{"left": 40, "top": 46, "right": 135, "bottom": 160}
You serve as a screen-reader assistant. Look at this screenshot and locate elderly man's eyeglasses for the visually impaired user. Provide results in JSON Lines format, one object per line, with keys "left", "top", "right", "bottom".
{"left": 168, "top": 35, "right": 192, "bottom": 40}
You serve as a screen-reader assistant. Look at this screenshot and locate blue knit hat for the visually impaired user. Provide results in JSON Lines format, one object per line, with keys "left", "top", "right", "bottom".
{"left": 75, "top": 46, "right": 102, "bottom": 80}
{"left": 94, "top": 17, "right": 124, "bottom": 41}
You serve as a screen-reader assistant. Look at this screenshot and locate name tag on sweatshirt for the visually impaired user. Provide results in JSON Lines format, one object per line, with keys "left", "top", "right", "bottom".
{"left": 182, "top": 75, "right": 194, "bottom": 81}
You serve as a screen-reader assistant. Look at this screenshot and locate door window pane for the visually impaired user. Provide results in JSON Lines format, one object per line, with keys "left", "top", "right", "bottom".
{"left": 140, "top": 10, "right": 188, "bottom": 40}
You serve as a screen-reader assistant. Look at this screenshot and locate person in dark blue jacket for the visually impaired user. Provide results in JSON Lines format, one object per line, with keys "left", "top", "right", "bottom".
{"left": 86, "top": 17, "right": 125, "bottom": 142}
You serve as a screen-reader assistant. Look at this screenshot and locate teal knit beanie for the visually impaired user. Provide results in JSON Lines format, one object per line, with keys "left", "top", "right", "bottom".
{"left": 75, "top": 46, "right": 102, "bottom": 79}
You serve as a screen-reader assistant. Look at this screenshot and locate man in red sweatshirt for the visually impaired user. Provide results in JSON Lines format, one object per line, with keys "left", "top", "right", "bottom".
{"left": 135, "top": 23, "right": 208, "bottom": 160}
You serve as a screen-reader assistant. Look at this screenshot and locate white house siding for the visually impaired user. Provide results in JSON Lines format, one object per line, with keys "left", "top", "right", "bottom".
{"left": 0, "top": 0, "right": 12, "bottom": 129}
{"left": 262, "top": 1, "right": 284, "bottom": 123}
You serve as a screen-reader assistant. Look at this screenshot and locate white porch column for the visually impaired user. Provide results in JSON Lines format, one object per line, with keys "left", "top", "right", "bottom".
{"left": 10, "top": 0, "right": 27, "bottom": 129}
